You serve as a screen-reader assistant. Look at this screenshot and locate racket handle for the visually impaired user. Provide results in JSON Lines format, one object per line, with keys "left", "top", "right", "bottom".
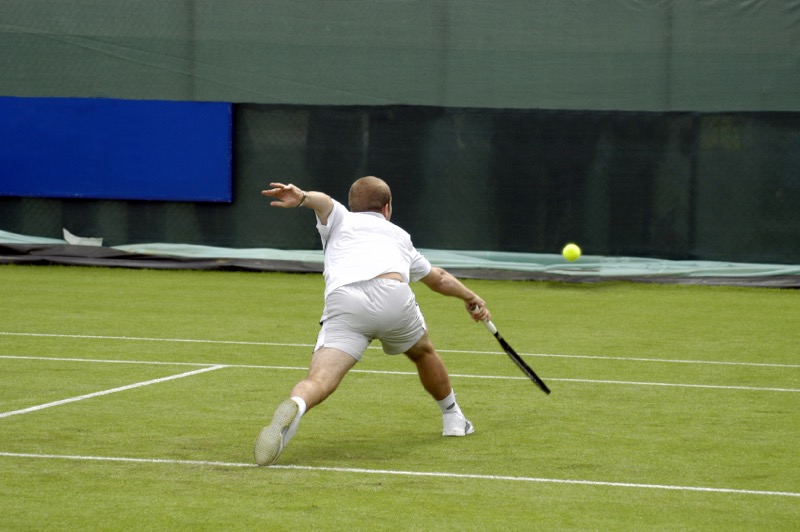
{"left": 469, "top": 304, "right": 497, "bottom": 333}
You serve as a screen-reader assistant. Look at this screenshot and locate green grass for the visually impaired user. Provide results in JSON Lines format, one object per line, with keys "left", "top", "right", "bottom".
{"left": 1, "top": 264, "right": 798, "bottom": 530}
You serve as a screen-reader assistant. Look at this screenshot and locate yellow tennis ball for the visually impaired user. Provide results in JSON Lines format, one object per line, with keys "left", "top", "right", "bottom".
{"left": 562, "top": 243, "right": 581, "bottom": 261}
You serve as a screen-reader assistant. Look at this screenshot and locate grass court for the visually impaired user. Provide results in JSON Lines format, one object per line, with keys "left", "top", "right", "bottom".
{"left": 1, "top": 264, "right": 798, "bottom": 529}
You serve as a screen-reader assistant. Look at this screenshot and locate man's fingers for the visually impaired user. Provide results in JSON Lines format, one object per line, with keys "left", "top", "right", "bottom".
{"left": 467, "top": 303, "right": 491, "bottom": 322}
{"left": 468, "top": 303, "right": 484, "bottom": 320}
{"left": 262, "top": 182, "right": 292, "bottom": 200}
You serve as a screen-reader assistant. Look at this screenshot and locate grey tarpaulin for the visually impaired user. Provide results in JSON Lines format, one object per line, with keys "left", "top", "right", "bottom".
{"left": 2, "top": 231, "right": 798, "bottom": 288}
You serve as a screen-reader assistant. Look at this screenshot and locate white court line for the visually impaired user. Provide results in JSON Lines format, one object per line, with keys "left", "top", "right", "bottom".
{"left": 0, "top": 355, "right": 214, "bottom": 368}
{"left": 0, "top": 331, "right": 309, "bottom": 348}
{"left": 0, "top": 451, "right": 798, "bottom": 499}
{"left": 2, "top": 355, "right": 798, "bottom": 393}
{"left": 500, "top": 352, "right": 800, "bottom": 369}
{"left": 350, "top": 371, "right": 800, "bottom": 393}
{"left": 0, "top": 365, "right": 226, "bottom": 419}
{"left": 2, "top": 330, "right": 798, "bottom": 369}
{"left": 547, "top": 377, "right": 800, "bottom": 393}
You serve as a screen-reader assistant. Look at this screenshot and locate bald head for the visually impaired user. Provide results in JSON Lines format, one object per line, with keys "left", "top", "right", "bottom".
{"left": 348, "top": 176, "right": 392, "bottom": 213}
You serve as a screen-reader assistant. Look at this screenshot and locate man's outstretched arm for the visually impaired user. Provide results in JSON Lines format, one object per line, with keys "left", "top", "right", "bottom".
{"left": 261, "top": 182, "right": 334, "bottom": 225}
{"left": 420, "top": 267, "right": 491, "bottom": 322}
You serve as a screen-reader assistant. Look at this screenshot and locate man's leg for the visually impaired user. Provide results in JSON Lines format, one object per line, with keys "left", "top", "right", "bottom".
{"left": 255, "top": 347, "right": 357, "bottom": 466}
{"left": 404, "top": 332, "right": 474, "bottom": 437}
{"left": 403, "top": 332, "right": 452, "bottom": 401}
{"left": 292, "top": 347, "right": 359, "bottom": 410}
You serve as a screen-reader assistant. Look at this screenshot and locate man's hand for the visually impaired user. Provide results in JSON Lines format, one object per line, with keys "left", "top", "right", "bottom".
{"left": 261, "top": 182, "right": 305, "bottom": 208}
{"left": 260, "top": 182, "right": 334, "bottom": 224}
{"left": 466, "top": 300, "right": 491, "bottom": 322}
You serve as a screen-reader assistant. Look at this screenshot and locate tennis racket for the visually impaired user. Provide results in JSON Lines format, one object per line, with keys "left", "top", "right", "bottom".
{"left": 480, "top": 318, "right": 551, "bottom": 395}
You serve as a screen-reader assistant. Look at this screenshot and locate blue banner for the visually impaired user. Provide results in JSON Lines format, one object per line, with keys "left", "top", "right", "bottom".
{"left": 0, "top": 97, "right": 232, "bottom": 202}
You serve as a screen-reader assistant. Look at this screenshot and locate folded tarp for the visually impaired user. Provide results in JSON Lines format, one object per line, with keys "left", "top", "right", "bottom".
{"left": 2, "top": 230, "right": 799, "bottom": 288}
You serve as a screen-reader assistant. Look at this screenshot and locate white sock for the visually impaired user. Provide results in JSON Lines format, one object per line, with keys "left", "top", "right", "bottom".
{"left": 436, "top": 390, "right": 461, "bottom": 415}
{"left": 284, "top": 396, "right": 306, "bottom": 444}
{"left": 291, "top": 396, "right": 307, "bottom": 417}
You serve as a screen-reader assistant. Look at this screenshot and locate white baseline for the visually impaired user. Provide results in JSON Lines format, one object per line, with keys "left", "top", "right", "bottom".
{"left": 0, "top": 451, "right": 797, "bottom": 499}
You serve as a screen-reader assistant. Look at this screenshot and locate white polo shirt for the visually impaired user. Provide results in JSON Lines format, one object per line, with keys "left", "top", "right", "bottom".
{"left": 316, "top": 200, "right": 432, "bottom": 298}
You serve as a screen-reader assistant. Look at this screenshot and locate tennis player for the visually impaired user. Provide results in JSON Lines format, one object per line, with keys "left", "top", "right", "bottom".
{"left": 254, "top": 176, "right": 491, "bottom": 466}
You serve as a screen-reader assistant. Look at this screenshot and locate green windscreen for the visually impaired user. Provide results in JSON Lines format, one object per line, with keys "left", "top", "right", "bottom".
{"left": 1, "top": 1, "right": 798, "bottom": 111}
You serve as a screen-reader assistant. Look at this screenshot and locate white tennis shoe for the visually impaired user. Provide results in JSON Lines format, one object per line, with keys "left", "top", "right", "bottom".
{"left": 442, "top": 411, "right": 475, "bottom": 437}
{"left": 254, "top": 399, "right": 299, "bottom": 466}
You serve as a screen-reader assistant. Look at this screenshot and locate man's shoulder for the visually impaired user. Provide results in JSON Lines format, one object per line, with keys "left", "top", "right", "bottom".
{"left": 325, "top": 199, "right": 349, "bottom": 224}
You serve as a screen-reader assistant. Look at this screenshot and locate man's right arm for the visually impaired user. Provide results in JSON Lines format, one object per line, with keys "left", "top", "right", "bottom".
{"left": 261, "top": 182, "right": 334, "bottom": 225}
{"left": 420, "top": 267, "right": 491, "bottom": 322}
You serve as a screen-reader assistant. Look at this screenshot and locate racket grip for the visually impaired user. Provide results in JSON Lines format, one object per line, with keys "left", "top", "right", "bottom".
{"left": 469, "top": 304, "right": 497, "bottom": 334}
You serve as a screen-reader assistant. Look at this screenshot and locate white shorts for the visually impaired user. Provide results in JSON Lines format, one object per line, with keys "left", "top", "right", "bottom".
{"left": 315, "top": 278, "right": 427, "bottom": 361}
